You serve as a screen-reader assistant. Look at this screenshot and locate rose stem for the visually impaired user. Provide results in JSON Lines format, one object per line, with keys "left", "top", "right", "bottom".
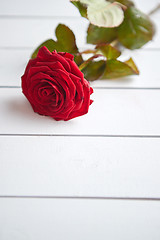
{"left": 148, "top": 3, "right": 160, "bottom": 16}
{"left": 78, "top": 54, "right": 103, "bottom": 71}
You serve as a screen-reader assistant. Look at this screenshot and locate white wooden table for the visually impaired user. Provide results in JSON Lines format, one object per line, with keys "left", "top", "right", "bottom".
{"left": 1, "top": 0, "right": 160, "bottom": 239}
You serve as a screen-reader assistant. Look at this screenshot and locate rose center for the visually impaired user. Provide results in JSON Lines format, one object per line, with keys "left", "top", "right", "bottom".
{"left": 38, "top": 85, "right": 57, "bottom": 103}
{"left": 42, "top": 88, "right": 54, "bottom": 97}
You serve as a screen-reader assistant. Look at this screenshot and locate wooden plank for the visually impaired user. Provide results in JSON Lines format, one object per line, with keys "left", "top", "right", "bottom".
{"left": 0, "top": 198, "right": 160, "bottom": 240}
{"left": 0, "top": 0, "right": 79, "bottom": 17}
{"left": 0, "top": 14, "right": 159, "bottom": 49}
{"left": 0, "top": 49, "right": 29, "bottom": 87}
{"left": 0, "top": 18, "right": 87, "bottom": 48}
{"left": 0, "top": 49, "right": 160, "bottom": 88}
{"left": 134, "top": 0, "right": 160, "bottom": 14}
{"left": 1, "top": 136, "right": 160, "bottom": 197}
{"left": 0, "top": 88, "right": 160, "bottom": 135}
{"left": 0, "top": 0, "right": 159, "bottom": 16}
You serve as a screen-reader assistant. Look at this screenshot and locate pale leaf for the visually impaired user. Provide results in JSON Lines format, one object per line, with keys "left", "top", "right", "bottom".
{"left": 79, "top": 0, "right": 105, "bottom": 4}
{"left": 87, "top": 1, "right": 124, "bottom": 28}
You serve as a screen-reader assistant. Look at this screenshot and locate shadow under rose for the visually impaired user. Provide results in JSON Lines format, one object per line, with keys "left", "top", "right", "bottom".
{"left": 8, "top": 96, "right": 57, "bottom": 123}
{"left": 7, "top": 95, "right": 78, "bottom": 126}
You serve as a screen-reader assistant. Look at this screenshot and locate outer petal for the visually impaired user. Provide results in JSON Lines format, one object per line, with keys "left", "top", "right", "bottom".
{"left": 58, "top": 52, "right": 74, "bottom": 61}
{"left": 65, "top": 58, "right": 84, "bottom": 80}
{"left": 37, "top": 46, "right": 71, "bottom": 72}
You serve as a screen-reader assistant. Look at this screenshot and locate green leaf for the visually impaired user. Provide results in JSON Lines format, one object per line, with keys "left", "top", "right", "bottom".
{"left": 55, "top": 24, "right": 77, "bottom": 52}
{"left": 87, "top": 24, "right": 117, "bottom": 45}
{"left": 96, "top": 44, "right": 121, "bottom": 59}
{"left": 31, "top": 24, "right": 83, "bottom": 65}
{"left": 71, "top": 1, "right": 87, "bottom": 18}
{"left": 87, "top": 1, "right": 124, "bottom": 28}
{"left": 101, "top": 57, "right": 139, "bottom": 79}
{"left": 117, "top": 6, "right": 155, "bottom": 49}
{"left": 124, "top": 57, "right": 139, "bottom": 73}
{"left": 82, "top": 60, "right": 106, "bottom": 81}
{"left": 81, "top": 57, "right": 139, "bottom": 80}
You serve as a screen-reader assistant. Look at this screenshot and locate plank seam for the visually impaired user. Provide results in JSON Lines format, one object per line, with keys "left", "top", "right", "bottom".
{"left": 1, "top": 134, "right": 160, "bottom": 138}
{"left": 0, "top": 195, "right": 160, "bottom": 201}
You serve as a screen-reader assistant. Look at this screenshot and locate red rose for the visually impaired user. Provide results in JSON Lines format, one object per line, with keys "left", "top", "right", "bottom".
{"left": 21, "top": 46, "right": 93, "bottom": 121}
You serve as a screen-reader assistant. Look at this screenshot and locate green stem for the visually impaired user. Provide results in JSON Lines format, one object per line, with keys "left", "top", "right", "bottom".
{"left": 110, "top": 39, "right": 119, "bottom": 48}
{"left": 148, "top": 3, "right": 160, "bottom": 16}
{"left": 76, "top": 49, "right": 97, "bottom": 55}
{"left": 79, "top": 54, "right": 103, "bottom": 71}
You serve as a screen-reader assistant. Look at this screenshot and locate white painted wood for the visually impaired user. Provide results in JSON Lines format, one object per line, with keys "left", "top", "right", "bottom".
{"left": 1, "top": 136, "right": 160, "bottom": 197}
{"left": 0, "top": 88, "right": 160, "bottom": 135}
{"left": 0, "top": 198, "right": 160, "bottom": 240}
{"left": 0, "top": 0, "right": 159, "bottom": 16}
{"left": 0, "top": 49, "right": 29, "bottom": 87}
{"left": 0, "top": 0, "right": 80, "bottom": 17}
{"left": 0, "top": 18, "right": 88, "bottom": 49}
{"left": 134, "top": 0, "right": 160, "bottom": 14}
{"left": 1, "top": 49, "right": 160, "bottom": 88}
{"left": 0, "top": 13, "right": 159, "bottom": 49}
{"left": 0, "top": 1, "right": 160, "bottom": 237}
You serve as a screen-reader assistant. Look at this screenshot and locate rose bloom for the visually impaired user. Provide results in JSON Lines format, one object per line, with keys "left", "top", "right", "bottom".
{"left": 21, "top": 46, "right": 93, "bottom": 121}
